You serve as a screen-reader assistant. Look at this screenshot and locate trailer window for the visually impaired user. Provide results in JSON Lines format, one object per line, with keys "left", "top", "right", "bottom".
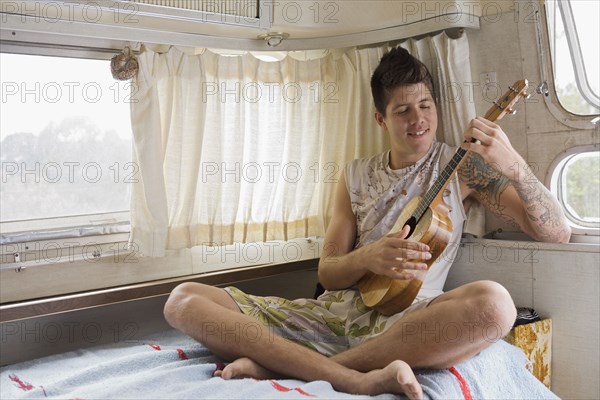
{"left": 0, "top": 53, "right": 133, "bottom": 238}
{"left": 551, "top": 150, "right": 600, "bottom": 231}
{"left": 545, "top": 0, "right": 599, "bottom": 115}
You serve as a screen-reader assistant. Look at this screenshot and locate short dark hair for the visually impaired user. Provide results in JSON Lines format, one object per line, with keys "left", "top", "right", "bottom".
{"left": 370, "top": 47, "right": 435, "bottom": 115}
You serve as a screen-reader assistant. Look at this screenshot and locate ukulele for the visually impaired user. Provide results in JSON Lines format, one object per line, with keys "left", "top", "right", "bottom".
{"left": 358, "top": 79, "right": 530, "bottom": 316}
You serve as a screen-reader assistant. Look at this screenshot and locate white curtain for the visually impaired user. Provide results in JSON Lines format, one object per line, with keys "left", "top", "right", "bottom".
{"left": 129, "top": 32, "right": 480, "bottom": 257}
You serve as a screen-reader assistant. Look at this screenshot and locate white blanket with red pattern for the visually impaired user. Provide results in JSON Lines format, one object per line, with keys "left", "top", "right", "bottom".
{"left": 0, "top": 329, "right": 558, "bottom": 399}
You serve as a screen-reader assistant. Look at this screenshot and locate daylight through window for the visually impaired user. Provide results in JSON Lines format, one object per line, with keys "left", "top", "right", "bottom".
{"left": 554, "top": 150, "right": 600, "bottom": 230}
{"left": 0, "top": 53, "right": 133, "bottom": 228}
{"left": 545, "top": 0, "right": 600, "bottom": 115}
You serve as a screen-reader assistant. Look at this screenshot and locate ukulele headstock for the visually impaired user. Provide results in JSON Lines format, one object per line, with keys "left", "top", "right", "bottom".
{"left": 485, "top": 79, "right": 530, "bottom": 122}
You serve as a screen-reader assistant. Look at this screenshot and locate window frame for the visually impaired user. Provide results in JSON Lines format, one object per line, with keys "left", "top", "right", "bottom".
{"left": 551, "top": 0, "right": 599, "bottom": 112}
{"left": 547, "top": 145, "right": 600, "bottom": 240}
{"left": 538, "top": 1, "right": 599, "bottom": 241}
{"left": 538, "top": 0, "right": 599, "bottom": 127}
{"left": 0, "top": 44, "right": 139, "bottom": 284}
{"left": 0, "top": 47, "right": 134, "bottom": 248}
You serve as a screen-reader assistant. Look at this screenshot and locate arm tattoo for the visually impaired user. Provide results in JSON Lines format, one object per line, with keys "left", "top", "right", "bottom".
{"left": 509, "top": 170, "right": 571, "bottom": 242}
{"left": 459, "top": 153, "right": 570, "bottom": 242}
{"left": 458, "top": 153, "right": 517, "bottom": 227}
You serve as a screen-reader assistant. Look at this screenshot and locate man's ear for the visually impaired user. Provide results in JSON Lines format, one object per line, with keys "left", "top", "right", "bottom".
{"left": 374, "top": 112, "right": 387, "bottom": 130}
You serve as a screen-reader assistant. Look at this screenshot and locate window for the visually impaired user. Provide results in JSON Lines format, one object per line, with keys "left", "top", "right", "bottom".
{"left": 0, "top": 53, "right": 133, "bottom": 241}
{"left": 551, "top": 149, "right": 600, "bottom": 232}
{"left": 545, "top": 0, "right": 600, "bottom": 115}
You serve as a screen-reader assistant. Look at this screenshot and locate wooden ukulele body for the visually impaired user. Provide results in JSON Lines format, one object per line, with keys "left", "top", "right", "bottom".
{"left": 358, "top": 195, "right": 453, "bottom": 316}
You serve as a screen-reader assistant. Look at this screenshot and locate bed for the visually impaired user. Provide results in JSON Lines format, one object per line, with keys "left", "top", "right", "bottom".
{"left": 1, "top": 327, "right": 558, "bottom": 399}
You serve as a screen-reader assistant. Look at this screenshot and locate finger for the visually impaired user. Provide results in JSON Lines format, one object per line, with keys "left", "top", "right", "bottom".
{"left": 391, "top": 260, "right": 428, "bottom": 273}
{"left": 385, "top": 235, "right": 430, "bottom": 252}
{"left": 388, "top": 263, "right": 428, "bottom": 280}
{"left": 475, "top": 116, "right": 499, "bottom": 129}
{"left": 389, "top": 269, "right": 417, "bottom": 280}
{"left": 474, "top": 118, "right": 508, "bottom": 142}
{"left": 463, "top": 123, "right": 484, "bottom": 145}
{"left": 404, "top": 249, "right": 433, "bottom": 261}
{"left": 467, "top": 126, "right": 492, "bottom": 144}
{"left": 402, "top": 261, "right": 429, "bottom": 270}
{"left": 390, "top": 243, "right": 431, "bottom": 258}
{"left": 462, "top": 140, "right": 484, "bottom": 154}
{"left": 468, "top": 116, "right": 496, "bottom": 133}
{"left": 388, "top": 224, "right": 411, "bottom": 240}
{"left": 399, "top": 224, "right": 411, "bottom": 239}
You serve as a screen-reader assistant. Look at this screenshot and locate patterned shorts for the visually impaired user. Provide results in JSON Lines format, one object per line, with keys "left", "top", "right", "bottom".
{"left": 224, "top": 286, "right": 434, "bottom": 357}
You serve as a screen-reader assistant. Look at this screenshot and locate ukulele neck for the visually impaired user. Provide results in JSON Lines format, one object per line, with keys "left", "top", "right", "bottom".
{"left": 411, "top": 147, "right": 468, "bottom": 222}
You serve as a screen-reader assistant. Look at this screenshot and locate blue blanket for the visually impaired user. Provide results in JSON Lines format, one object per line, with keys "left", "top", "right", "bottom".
{"left": 0, "top": 329, "right": 558, "bottom": 399}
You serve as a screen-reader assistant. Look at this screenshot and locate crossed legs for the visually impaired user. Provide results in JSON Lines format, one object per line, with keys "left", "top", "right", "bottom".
{"left": 332, "top": 280, "right": 517, "bottom": 371}
{"left": 163, "top": 280, "right": 516, "bottom": 398}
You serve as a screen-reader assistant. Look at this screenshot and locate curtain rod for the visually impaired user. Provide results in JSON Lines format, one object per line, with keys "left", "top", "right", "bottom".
{"left": 1, "top": 10, "right": 479, "bottom": 54}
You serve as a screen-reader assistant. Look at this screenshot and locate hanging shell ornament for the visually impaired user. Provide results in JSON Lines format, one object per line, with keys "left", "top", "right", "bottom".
{"left": 111, "top": 46, "right": 139, "bottom": 81}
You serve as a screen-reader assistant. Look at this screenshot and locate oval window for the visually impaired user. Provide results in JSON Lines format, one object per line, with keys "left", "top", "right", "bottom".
{"left": 552, "top": 150, "right": 600, "bottom": 230}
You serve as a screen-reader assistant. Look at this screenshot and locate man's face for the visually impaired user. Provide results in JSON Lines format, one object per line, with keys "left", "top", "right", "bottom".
{"left": 375, "top": 83, "right": 438, "bottom": 168}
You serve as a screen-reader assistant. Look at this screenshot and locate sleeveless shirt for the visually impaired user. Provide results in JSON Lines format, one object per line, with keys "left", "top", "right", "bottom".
{"left": 345, "top": 141, "right": 467, "bottom": 300}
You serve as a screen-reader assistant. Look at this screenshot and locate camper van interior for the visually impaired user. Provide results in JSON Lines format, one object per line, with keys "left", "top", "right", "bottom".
{"left": 0, "top": 0, "right": 598, "bottom": 399}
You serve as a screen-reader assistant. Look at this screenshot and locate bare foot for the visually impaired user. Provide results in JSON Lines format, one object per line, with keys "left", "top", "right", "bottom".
{"left": 213, "top": 357, "right": 281, "bottom": 380}
{"left": 214, "top": 358, "right": 422, "bottom": 399}
{"left": 355, "top": 360, "right": 422, "bottom": 400}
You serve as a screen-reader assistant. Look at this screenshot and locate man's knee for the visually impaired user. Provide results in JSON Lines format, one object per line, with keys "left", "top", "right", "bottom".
{"left": 163, "top": 282, "right": 209, "bottom": 327}
{"left": 464, "top": 280, "right": 517, "bottom": 337}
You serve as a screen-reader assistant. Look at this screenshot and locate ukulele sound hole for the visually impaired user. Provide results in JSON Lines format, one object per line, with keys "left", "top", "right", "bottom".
{"left": 404, "top": 216, "right": 417, "bottom": 239}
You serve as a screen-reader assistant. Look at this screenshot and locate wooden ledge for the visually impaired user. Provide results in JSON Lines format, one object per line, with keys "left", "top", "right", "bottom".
{"left": 0, "top": 259, "right": 318, "bottom": 322}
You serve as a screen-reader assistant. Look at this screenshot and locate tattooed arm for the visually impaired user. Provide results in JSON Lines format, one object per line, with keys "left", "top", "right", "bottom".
{"left": 458, "top": 117, "right": 571, "bottom": 243}
{"left": 459, "top": 152, "right": 571, "bottom": 242}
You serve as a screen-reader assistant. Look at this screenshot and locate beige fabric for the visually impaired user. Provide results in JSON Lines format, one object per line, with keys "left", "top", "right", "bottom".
{"left": 129, "top": 33, "right": 479, "bottom": 257}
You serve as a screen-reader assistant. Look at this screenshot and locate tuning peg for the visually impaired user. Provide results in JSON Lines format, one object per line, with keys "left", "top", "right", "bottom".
{"left": 523, "top": 92, "right": 532, "bottom": 99}
{"left": 507, "top": 109, "right": 517, "bottom": 115}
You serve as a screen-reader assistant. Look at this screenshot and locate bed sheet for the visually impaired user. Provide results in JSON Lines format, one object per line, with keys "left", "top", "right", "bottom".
{"left": 0, "top": 328, "right": 558, "bottom": 399}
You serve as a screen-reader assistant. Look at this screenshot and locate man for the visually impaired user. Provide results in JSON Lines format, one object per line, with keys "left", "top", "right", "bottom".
{"left": 163, "top": 47, "right": 570, "bottom": 399}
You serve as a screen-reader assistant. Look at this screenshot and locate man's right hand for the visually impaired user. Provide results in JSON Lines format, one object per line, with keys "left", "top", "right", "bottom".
{"left": 357, "top": 225, "right": 432, "bottom": 281}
